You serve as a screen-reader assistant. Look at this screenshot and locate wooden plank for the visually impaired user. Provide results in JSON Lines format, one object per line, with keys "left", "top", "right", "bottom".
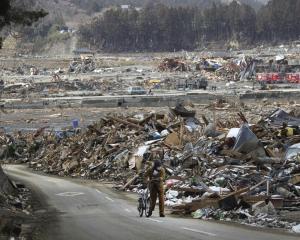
{"left": 122, "top": 174, "right": 139, "bottom": 190}
{"left": 289, "top": 174, "right": 300, "bottom": 185}
{"left": 109, "top": 117, "right": 143, "bottom": 130}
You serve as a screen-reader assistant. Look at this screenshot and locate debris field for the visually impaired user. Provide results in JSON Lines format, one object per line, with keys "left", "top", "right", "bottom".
{"left": 0, "top": 101, "right": 300, "bottom": 232}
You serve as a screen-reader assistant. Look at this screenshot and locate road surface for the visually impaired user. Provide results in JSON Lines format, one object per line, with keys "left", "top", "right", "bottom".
{"left": 4, "top": 165, "right": 299, "bottom": 240}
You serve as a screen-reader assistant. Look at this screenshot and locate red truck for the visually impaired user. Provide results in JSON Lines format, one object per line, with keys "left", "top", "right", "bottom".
{"left": 256, "top": 72, "right": 283, "bottom": 83}
{"left": 285, "top": 73, "right": 300, "bottom": 83}
{"left": 257, "top": 72, "right": 300, "bottom": 84}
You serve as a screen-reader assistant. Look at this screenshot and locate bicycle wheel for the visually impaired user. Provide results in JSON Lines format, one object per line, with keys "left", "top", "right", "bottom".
{"left": 145, "top": 197, "right": 151, "bottom": 217}
{"left": 138, "top": 200, "right": 144, "bottom": 217}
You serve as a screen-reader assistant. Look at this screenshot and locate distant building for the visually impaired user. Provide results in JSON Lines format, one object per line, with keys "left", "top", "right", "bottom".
{"left": 121, "top": 5, "right": 130, "bottom": 10}
{"left": 59, "top": 26, "right": 76, "bottom": 34}
{"left": 120, "top": 5, "right": 142, "bottom": 11}
{"left": 73, "top": 48, "right": 95, "bottom": 55}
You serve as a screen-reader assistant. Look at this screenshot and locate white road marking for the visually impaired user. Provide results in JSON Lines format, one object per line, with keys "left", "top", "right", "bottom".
{"left": 56, "top": 192, "right": 85, "bottom": 197}
{"left": 124, "top": 208, "right": 131, "bottom": 213}
{"left": 105, "top": 196, "right": 115, "bottom": 202}
{"left": 95, "top": 189, "right": 103, "bottom": 195}
{"left": 147, "top": 218, "right": 163, "bottom": 223}
{"left": 182, "top": 227, "right": 217, "bottom": 237}
{"left": 45, "top": 178, "right": 61, "bottom": 183}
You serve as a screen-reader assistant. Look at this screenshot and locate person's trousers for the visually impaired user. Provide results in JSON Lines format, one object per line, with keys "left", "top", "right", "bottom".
{"left": 149, "top": 181, "right": 164, "bottom": 214}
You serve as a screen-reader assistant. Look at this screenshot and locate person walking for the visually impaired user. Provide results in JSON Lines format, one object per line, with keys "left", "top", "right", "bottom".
{"left": 144, "top": 160, "right": 165, "bottom": 217}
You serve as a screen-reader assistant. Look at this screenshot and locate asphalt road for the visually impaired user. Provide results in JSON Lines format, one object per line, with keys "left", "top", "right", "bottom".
{"left": 4, "top": 165, "right": 300, "bottom": 240}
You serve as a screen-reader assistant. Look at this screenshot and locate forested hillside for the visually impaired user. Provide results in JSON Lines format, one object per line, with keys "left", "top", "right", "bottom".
{"left": 36, "top": 0, "right": 265, "bottom": 15}
{"left": 5, "top": 0, "right": 274, "bottom": 53}
{"left": 18, "top": 0, "right": 267, "bottom": 29}
{"left": 78, "top": 0, "right": 300, "bottom": 52}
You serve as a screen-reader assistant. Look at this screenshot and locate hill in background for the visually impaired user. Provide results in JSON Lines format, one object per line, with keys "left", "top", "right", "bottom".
{"left": 32, "top": 0, "right": 269, "bottom": 27}
{"left": 7, "top": 0, "right": 270, "bottom": 55}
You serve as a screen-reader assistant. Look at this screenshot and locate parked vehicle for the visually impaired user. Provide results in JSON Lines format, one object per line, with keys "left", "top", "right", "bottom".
{"left": 256, "top": 72, "right": 284, "bottom": 83}
{"left": 197, "top": 77, "right": 208, "bottom": 90}
{"left": 176, "top": 77, "right": 208, "bottom": 90}
{"left": 286, "top": 73, "right": 300, "bottom": 83}
{"left": 127, "top": 86, "right": 146, "bottom": 95}
{"left": 257, "top": 72, "right": 300, "bottom": 84}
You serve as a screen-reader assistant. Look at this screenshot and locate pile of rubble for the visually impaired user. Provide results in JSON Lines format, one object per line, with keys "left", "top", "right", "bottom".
{"left": 0, "top": 165, "right": 35, "bottom": 239}
{"left": 69, "top": 58, "right": 96, "bottom": 73}
{"left": 0, "top": 78, "right": 105, "bottom": 98}
{"left": 158, "top": 58, "right": 190, "bottom": 72}
{"left": 1, "top": 104, "right": 300, "bottom": 232}
{"left": 163, "top": 108, "right": 300, "bottom": 232}
{"left": 158, "top": 56, "right": 258, "bottom": 82}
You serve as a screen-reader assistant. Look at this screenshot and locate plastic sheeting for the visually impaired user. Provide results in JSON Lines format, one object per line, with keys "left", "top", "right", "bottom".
{"left": 267, "top": 109, "right": 300, "bottom": 126}
{"left": 233, "top": 124, "right": 259, "bottom": 154}
{"left": 285, "top": 143, "right": 300, "bottom": 160}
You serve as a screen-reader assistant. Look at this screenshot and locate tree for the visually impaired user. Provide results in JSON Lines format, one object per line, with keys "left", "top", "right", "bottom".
{"left": 0, "top": 0, "right": 47, "bottom": 48}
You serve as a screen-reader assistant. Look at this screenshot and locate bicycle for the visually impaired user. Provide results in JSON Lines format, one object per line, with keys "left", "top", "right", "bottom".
{"left": 137, "top": 183, "right": 151, "bottom": 217}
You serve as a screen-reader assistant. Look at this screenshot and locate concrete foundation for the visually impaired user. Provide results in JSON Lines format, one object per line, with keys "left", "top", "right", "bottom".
{"left": 3, "top": 90, "right": 299, "bottom": 109}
